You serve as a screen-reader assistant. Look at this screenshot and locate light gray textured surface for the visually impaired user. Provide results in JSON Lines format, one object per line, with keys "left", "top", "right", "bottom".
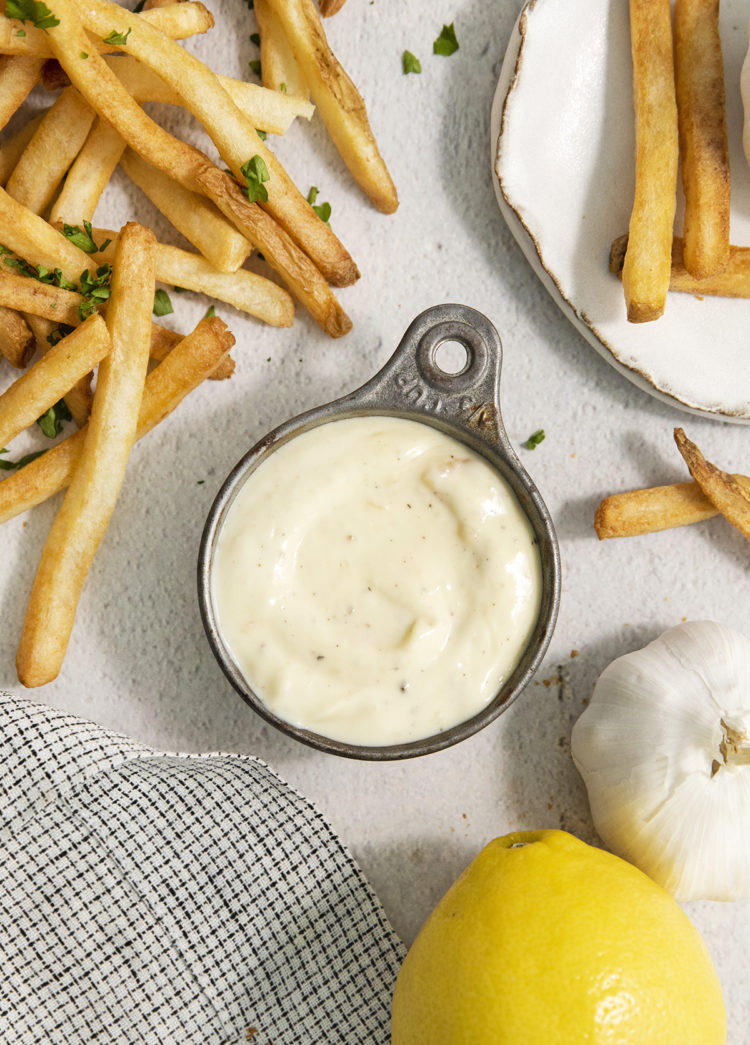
{"left": 1, "top": 0, "right": 749, "bottom": 1038}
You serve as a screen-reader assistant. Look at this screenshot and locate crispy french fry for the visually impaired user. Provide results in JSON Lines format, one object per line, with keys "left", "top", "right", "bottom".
{"left": 0, "top": 316, "right": 234, "bottom": 525}
{"left": 595, "top": 477, "right": 750, "bottom": 538}
{"left": 49, "top": 116, "right": 123, "bottom": 225}
{"left": 0, "top": 268, "right": 83, "bottom": 326}
{"left": 0, "top": 313, "right": 109, "bottom": 449}
{"left": 263, "top": 0, "right": 398, "bottom": 214}
{"left": 0, "top": 57, "right": 43, "bottom": 131}
{"left": 43, "top": 0, "right": 351, "bottom": 335}
{"left": 611, "top": 234, "right": 750, "bottom": 298}
{"left": 0, "top": 186, "right": 92, "bottom": 283}
{"left": 319, "top": 0, "right": 348, "bottom": 15}
{"left": 0, "top": 112, "right": 44, "bottom": 186}
{"left": 621, "top": 0, "right": 679, "bottom": 323}
{"left": 0, "top": 306, "right": 34, "bottom": 368}
{"left": 674, "top": 0, "right": 730, "bottom": 279}
{"left": 5, "top": 86, "right": 95, "bottom": 215}
{"left": 72, "top": 0, "right": 358, "bottom": 287}
{"left": 16, "top": 222, "right": 156, "bottom": 687}
{"left": 148, "top": 324, "right": 235, "bottom": 380}
{"left": 673, "top": 428, "right": 750, "bottom": 542}
{"left": 119, "top": 150, "right": 252, "bottom": 273}
{"left": 254, "top": 0, "right": 309, "bottom": 98}
{"left": 42, "top": 55, "right": 315, "bottom": 133}
{"left": 23, "top": 313, "right": 94, "bottom": 425}
{"left": 0, "top": 2, "right": 214, "bottom": 57}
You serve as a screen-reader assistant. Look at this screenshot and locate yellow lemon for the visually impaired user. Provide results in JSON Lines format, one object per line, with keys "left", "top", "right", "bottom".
{"left": 391, "top": 830, "right": 726, "bottom": 1044}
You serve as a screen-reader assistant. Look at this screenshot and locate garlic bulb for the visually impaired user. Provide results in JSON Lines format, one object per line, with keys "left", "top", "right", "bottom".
{"left": 571, "top": 621, "right": 750, "bottom": 901}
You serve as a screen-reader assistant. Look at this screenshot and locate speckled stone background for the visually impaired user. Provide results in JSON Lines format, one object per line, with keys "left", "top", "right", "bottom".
{"left": 1, "top": 0, "right": 749, "bottom": 1038}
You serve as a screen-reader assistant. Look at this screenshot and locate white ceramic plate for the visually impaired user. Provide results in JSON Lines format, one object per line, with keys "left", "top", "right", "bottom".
{"left": 492, "top": 0, "right": 750, "bottom": 421}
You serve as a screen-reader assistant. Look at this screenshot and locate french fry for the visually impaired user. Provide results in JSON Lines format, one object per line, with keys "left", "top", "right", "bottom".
{"left": 148, "top": 324, "right": 235, "bottom": 380}
{"left": 674, "top": 0, "right": 730, "bottom": 279}
{"left": 0, "top": 185, "right": 92, "bottom": 283}
{"left": 119, "top": 150, "right": 252, "bottom": 273}
{"left": 0, "top": 2, "right": 214, "bottom": 57}
{"left": 0, "top": 112, "right": 44, "bottom": 185}
{"left": 595, "top": 478, "right": 750, "bottom": 538}
{"left": 254, "top": 0, "right": 309, "bottom": 98}
{"left": 0, "top": 56, "right": 43, "bottom": 131}
{"left": 42, "top": 0, "right": 351, "bottom": 335}
{"left": 0, "top": 313, "right": 109, "bottom": 449}
{"left": 611, "top": 233, "right": 750, "bottom": 299}
{"left": 5, "top": 86, "right": 95, "bottom": 215}
{"left": 673, "top": 428, "right": 750, "bottom": 542}
{"left": 0, "top": 306, "right": 34, "bottom": 368}
{"left": 23, "top": 313, "right": 94, "bottom": 425}
{"left": 0, "top": 268, "right": 83, "bottom": 326}
{"left": 16, "top": 222, "right": 156, "bottom": 687}
{"left": 621, "top": 0, "right": 679, "bottom": 323}
{"left": 72, "top": 0, "right": 359, "bottom": 288}
{"left": 319, "top": 0, "right": 349, "bottom": 15}
{"left": 49, "top": 116, "right": 124, "bottom": 225}
{"left": 0, "top": 315, "right": 234, "bottom": 525}
{"left": 262, "top": 0, "right": 398, "bottom": 214}
{"left": 42, "top": 55, "right": 315, "bottom": 133}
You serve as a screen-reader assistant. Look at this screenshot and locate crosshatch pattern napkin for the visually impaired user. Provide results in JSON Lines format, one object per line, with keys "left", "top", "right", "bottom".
{"left": 0, "top": 693, "right": 405, "bottom": 1044}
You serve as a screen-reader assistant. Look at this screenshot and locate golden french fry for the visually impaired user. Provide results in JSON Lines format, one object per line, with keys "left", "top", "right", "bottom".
{"left": 0, "top": 316, "right": 235, "bottom": 525}
{"left": 0, "top": 56, "right": 43, "bottom": 131}
{"left": 319, "top": 0, "right": 348, "bottom": 15}
{"left": 49, "top": 116, "right": 124, "bottom": 225}
{"left": 594, "top": 478, "right": 750, "bottom": 538}
{"left": 0, "top": 2, "right": 214, "bottom": 57}
{"left": 622, "top": 0, "right": 679, "bottom": 323}
{"left": 0, "top": 313, "right": 109, "bottom": 449}
{"left": 16, "top": 222, "right": 156, "bottom": 688}
{"left": 5, "top": 86, "right": 95, "bottom": 215}
{"left": 254, "top": 0, "right": 308, "bottom": 98}
{"left": 673, "top": 428, "right": 750, "bottom": 542}
{"left": 0, "top": 186, "right": 91, "bottom": 283}
{"left": 73, "top": 0, "right": 358, "bottom": 288}
{"left": 23, "top": 313, "right": 95, "bottom": 426}
{"left": 0, "top": 112, "right": 44, "bottom": 186}
{"left": 119, "top": 150, "right": 252, "bottom": 273}
{"left": 148, "top": 324, "right": 235, "bottom": 380}
{"left": 263, "top": 0, "right": 398, "bottom": 214}
{"left": 674, "top": 0, "right": 730, "bottom": 279}
{"left": 0, "top": 306, "right": 34, "bottom": 368}
{"left": 612, "top": 234, "right": 750, "bottom": 297}
{"left": 43, "top": 0, "right": 350, "bottom": 335}
{"left": 0, "top": 268, "right": 83, "bottom": 325}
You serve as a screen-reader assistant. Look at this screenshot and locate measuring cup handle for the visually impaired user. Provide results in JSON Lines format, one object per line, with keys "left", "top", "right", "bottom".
{"left": 355, "top": 303, "right": 512, "bottom": 454}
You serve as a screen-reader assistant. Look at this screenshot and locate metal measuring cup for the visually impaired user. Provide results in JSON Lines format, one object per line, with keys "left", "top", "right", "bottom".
{"left": 198, "top": 303, "right": 561, "bottom": 760}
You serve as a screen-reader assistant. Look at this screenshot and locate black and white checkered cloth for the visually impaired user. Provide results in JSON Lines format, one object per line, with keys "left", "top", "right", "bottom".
{"left": 0, "top": 693, "right": 405, "bottom": 1043}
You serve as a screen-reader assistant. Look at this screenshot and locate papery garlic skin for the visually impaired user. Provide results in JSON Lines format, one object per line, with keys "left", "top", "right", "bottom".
{"left": 571, "top": 621, "right": 750, "bottom": 902}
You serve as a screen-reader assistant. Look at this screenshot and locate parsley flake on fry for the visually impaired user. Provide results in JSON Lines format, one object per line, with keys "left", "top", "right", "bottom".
{"left": 37, "top": 399, "right": 72, "bottom": 439}
{"left": 402, "top": 50, "right": 421, "bottom": 74}
{"left": 240, "top": 155, "right": 270, "bottom": 203}
{"left": 307, "top": 186, "right": 331, "bottom": 224}
{"left": 4, "top": 0, "right": 59, "bottom": 29}
{"left": 103, "top": 27, "right": 131, "bottom": 46}
{"left": 433, "top": 22, "right": 459, "bottom": 56}
{"left": 62, "top": 220, "right": 106, "bottom": 255}
{"left": 153, "top": 288, "right": 174, "bottom": 317}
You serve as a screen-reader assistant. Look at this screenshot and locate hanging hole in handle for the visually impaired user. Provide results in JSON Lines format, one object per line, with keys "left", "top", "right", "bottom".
{"left": 416, "top": 320, "right": 489, "bottom": 392}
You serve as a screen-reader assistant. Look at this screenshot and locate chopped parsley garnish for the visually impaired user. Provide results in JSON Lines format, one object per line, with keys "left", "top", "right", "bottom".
{"left": 248, "top": 58, "right": 261, "bottom": 76}
{"left": 402, "top": 50, "right": 421, "bottom": 74}
{"left": 153, "top": 288, "right": 173, "bottom": 317}
{"left": 80, "top": 51, "right": 88, "bottom": 58}
{"left": 249, "top": 32, "right": 260, "bottom": 45}
{"left": 256, "top": 128, "right": 267, "bottom": 140}
{"left": 78, "top": 264, "right": 112, "bottom": 319}
{"left": 15, "top": 29, "right": 26, "bottom": 36}
{"left": 5, "top": 0, "right": 59, "bottom": 29}
{"left": 279, "top": 82, "right": 287, "bottom": 93}
{"left": 0, "top": 448, "right": 47, "bottom": 471}
{"left": 104, "top": 27, "right": 131, "bottom": 46}
{"left": 46, "top": 323, "right": 74, "bottom": 348}
{"left": 62, "top": 220, "right": 110, "bottom": 254}
{"left": 37, "top": 399, "right": 71, "bottom": 439}
{"left": 3, "top": 253, "right": 76, "bottom": 290}
{"left": 433, "top": 22, "right": 459, "bottom": 56}
{"left": 204, "top": 305, "right": 216, "bottom": 318}
{"left": 524, "top": 428, "right": 546, "bottom": 450}
{"left": 306, "top": 186, "right": 331, "bottom": 224}
{"left": 240, "top": 155, "right": 270, "bottom": 203}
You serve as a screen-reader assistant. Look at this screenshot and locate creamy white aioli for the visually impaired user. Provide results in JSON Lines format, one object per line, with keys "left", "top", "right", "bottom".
{"left": 212, "top": 416, "right": 542, "bottom": 746}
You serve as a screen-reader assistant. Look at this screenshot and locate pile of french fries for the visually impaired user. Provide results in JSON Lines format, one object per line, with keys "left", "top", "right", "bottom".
{"left": 617, "top": 0, "right": 736, "bottom": 322}
{"left": 595, "top": 428, "right": 750, "bottom": 544}
{"left": 0, "top": 0, "right": 397, "bottom": 686}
